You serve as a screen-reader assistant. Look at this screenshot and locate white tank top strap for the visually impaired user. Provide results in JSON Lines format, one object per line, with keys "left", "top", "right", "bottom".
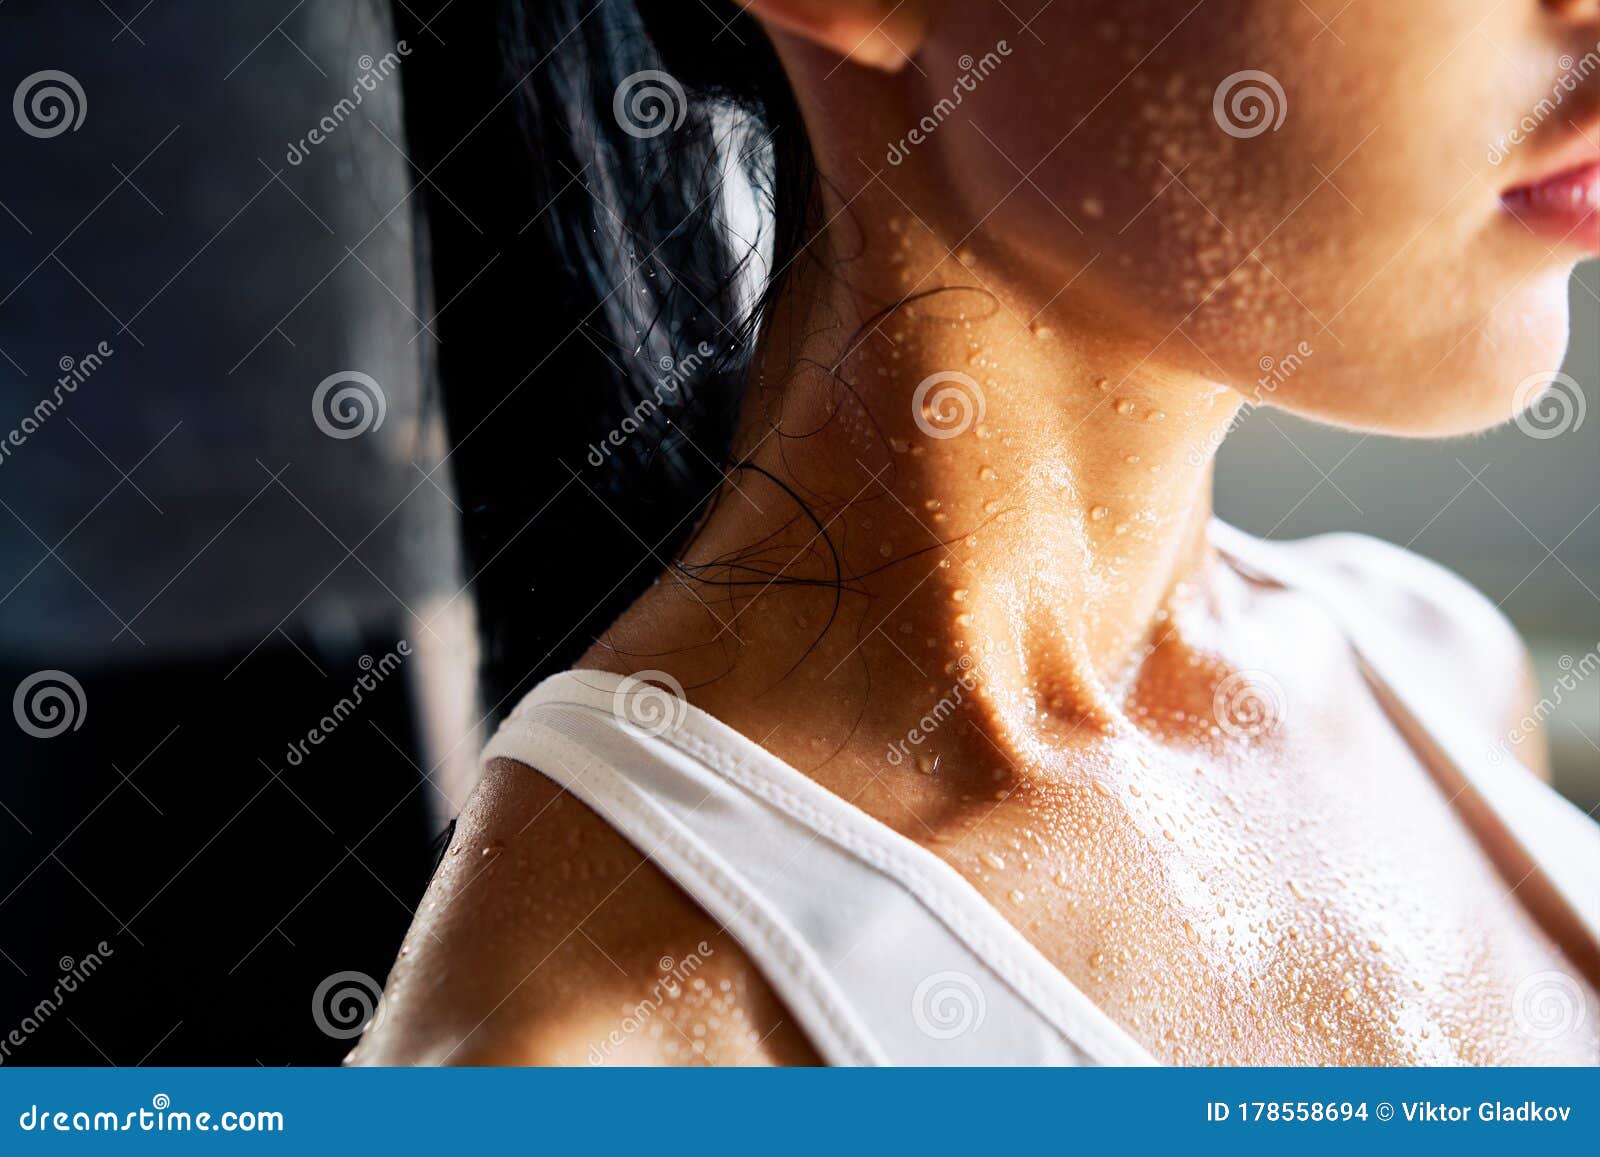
{"left": 1209, "top": 520, "right": 1600, "bottom": 956}
{"left": 482, "top": 669, "right": 1158, "bottom": 1067}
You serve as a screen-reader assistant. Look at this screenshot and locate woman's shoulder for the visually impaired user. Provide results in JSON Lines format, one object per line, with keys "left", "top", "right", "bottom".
{"left": 348, "top": 756, "right": 820, "bottom": 1066}
{"left": 1244, "top": 527, "right": 1545, "bottom": 776}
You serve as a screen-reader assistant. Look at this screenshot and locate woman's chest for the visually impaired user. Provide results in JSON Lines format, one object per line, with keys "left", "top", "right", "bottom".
{"left": 913, "top": 735, "right": 1599, "bottom": 1065}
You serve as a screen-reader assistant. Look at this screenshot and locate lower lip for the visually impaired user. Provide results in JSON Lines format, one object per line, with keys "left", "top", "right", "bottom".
{"left": 1501, "top": 162, "right": 1600, "bottom": 250}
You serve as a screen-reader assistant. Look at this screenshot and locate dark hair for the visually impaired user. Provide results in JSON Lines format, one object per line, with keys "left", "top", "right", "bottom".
{"left": 392, "top": 0, "right": 816, "bottom": 716}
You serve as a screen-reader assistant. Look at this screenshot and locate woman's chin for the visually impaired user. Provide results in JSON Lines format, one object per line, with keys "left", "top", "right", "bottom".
{"left": 1273, "top": 311, "right": 1576, "bottom": 440}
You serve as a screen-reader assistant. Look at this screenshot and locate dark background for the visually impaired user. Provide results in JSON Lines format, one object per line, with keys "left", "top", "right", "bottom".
{"left": 0, "top": 2, "right": 449, "bottom": 1065}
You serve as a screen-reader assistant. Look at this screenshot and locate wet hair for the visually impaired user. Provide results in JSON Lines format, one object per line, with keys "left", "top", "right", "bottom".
{"left": 392, "top": 0, "right": 816, "bottom": 715}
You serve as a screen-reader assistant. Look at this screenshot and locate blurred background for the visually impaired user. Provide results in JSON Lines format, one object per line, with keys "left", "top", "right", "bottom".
{"left": 0, "top": 2, "right": 461, "bottom": 1066}
{"left": 1219, "top": 266, "right": 1600, "bottom": 814}
{"left": 0, "top": 1, "right": 1594, "bottom": 1065}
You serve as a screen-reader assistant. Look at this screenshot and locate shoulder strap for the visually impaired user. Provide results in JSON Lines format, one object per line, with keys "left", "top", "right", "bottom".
{"left": 1210, "top": 521, "right": 1600, "bottom": 965}
{"left": 484, "top": 671, "right": 1158, "bottom": 1066}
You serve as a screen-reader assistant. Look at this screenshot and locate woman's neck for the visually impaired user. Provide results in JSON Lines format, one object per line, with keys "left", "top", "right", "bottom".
{"left": 591, "top": 205, "right": 1244, "bottom": 767}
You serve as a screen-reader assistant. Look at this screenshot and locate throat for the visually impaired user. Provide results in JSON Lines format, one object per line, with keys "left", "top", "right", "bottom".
{"left": 587, "top": 211, "right": 1242, "bottom": 786}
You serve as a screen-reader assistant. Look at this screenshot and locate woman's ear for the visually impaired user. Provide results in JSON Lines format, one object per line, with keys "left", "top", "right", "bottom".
{"left": 743, "top": 0, "right": 928, "bottom": 73}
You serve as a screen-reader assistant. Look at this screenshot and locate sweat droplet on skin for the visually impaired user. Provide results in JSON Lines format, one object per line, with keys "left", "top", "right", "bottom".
{"left": 981, "top": 852, "right": 1006, "bottom": 870}
{"left": 1115, "top": 398, "right": 1136, "bottom": 415}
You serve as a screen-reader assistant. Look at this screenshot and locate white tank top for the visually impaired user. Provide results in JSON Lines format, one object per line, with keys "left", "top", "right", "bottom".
{"left": 480, "top": 522, "right": 1600, "bottom": 1065}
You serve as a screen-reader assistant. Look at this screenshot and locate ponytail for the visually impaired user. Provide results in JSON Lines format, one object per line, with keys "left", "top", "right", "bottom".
{"left": 392, "top": 0, "right": 816, "bottom": 715}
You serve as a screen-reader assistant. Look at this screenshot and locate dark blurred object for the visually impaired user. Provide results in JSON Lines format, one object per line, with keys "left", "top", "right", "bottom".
{"left": 0, "top": 2, "right": 446, "bottom": 1062}
{"left": 0, "top": 636, "right": 430, "bottom": 1065}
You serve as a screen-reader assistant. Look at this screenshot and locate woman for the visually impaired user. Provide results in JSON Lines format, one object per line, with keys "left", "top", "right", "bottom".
{"left": 356, "top": 0, "right": 1600, "bottom": 1065}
